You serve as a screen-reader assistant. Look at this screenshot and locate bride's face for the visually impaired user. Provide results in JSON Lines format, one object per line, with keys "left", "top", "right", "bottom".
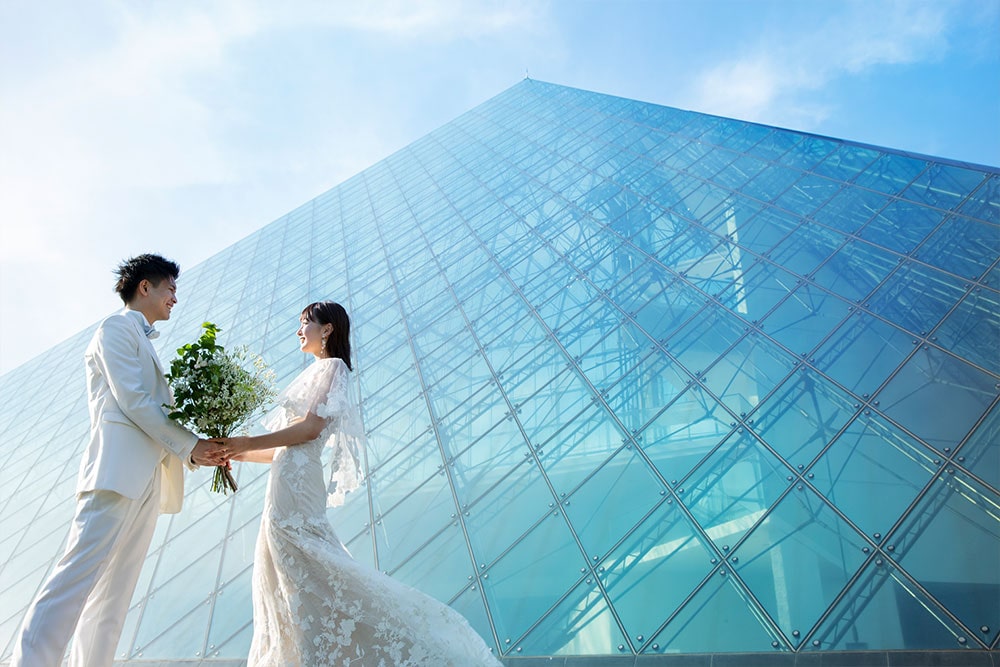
{"left": 298, "top": 315, "right": 330, "bottom": 357}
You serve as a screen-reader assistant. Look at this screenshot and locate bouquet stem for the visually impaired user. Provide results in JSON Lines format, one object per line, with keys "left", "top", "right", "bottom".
{"left": 211, "top": 464, "right": 239, "bottom": 494}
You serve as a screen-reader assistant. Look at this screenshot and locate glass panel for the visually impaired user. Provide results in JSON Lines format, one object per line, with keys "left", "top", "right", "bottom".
{"left": 732, "top": 207, "right": 800, "bottom": 255}
{"left": 700, "top": 192, "right": 767, "bottom": 237}
{"left": 775, "top": 224, "right": 846, "bottom": 278}
{"left": 516, "top": 369, "right": 594, "bottom": 453}
{"left": 811, "top": 186, "right": 887, "bottom": 236}
{"left": 563, "top": 447, "right": 665, "bottom": 559}
{"left": 772, "top": 173, "right": 842, "bottom": 217}
{"left": 741, "top": 164, "right": 801, "bottom": 204}
{"left": 702, "top": 331, "right": 795, "bottom": 415}
{"left": 732, "top": 484, "right": 868, "bottom": 648}
{"left": 132, "top": 580, "right": 209, "bottom": 657}
{"left": 915, "top": 215, "right": 1000, "bottom": 280}
{"left": 900, "top": 162, "right": 986, "bottom": 210}
{"left": 983, "top": 264, "right": 1000, "bottom": 292}
{"left": 463, "top": 459, "right": 552, "bottom": 567}
{"left": 852, "top": 154, "right": 927, "bottom": 196}
{"left": 598, "top": 499, "right": 715, "bottom": 644}
{"left": 115, "top": 601, "right": 143, "bottom": 659}
{"left": 813, "top": 312, "right": 914, "bottom": 397}
{"left": 761, "top": 282, "right": 852, "bottom": 355}
{"left": 392, "top": 521, "right": 473, "bottom": 603}
{"left": 211, "top": 619, "right": 253, "bottom": 659}
{"left": 812, "top": 145, "right": 880, "bottom": 183}
{"left": 605, "top": 346, "right": 692, "bottom": 433}
{"left": 956, "top": 402, "right": 1000, "bottom": 491}
{"left": 632, "top": 206, "right": 687, "bottom": 257}
{"left": 205, "top": 573, "right": 253, "bottom": 657}
{"left": 859, "top": 199, "right": 946, "bottom": 255}
{"left": 809, "top": 414, "right": 937, "bottom": 537}
{"left": 892, "top": 469, "right": 1000, "bottom": 642}
{"left": 867, "top": 261, "right": 967, "bottom": 336}
{"left": 683, "top": 240, "right": 748, "bottom": 296}
{"left": 606, "top": 260, "right": 675, "bottom": 323}
{"left": 811, "top": 239, "right": 898, "bottom": 303}
{"left": 634, "top": 282, "right": 704, "bottom": 343}
{"left": 648, "top": 565, "right": 780, "bottom": 652}
{"left": 217, "top": 517, "right": 261, "bottom": 588}
{"left": 151, "top": 512, "right": 227, "bottom": 592}
{"left": 480, "top": 510, "right": 584, "bottom": 645}
{"left": 513, "top": 578, "right": 628, "bottom": 655}
{"left": 0, "top": 561, "right": 51, "bottom": 636}
{"left": 751, "top": 369, "right": 859, "bottom": 468}
{"left": 685, "top": 431, "right": 792, "bottom": 549}
{"left": 934, "top": 286, "right": 1000, "bottom": 376}
{"left": 448, "top": 584, "right": 498, "bottom": 655}
{"left": 811, "top": 559, "right": 979, "bottom": 650}
{"left": 537, "top": 402, "right": 626, "bottom": 493}
{"left": 718, "top": 154, "right": 769, "bottom": 191}
{"left": 716, "top": 260, "right": 799, "bottom": 319}
{"left": 135, "top": 602, "right": 211, "bottom": 659}
{"left": 643, "top": 385, "right": 734, "bottom": 485}
{"left": 958, "top": 173, "right": 999, "bottom": 224}
{"left": 876, "top": 346, "right": 998, "bottom": 453}
{"left": 668, "top": 306, "right": 747, "bottom": 376}
{"left": 779, "top": 135, "right": 838, "bottom": 172}
{"left": 657, "top": 222, "right": 722, "bottom": 268}
{"left": 749, "top": 129, "right": 801, "bottom": 162}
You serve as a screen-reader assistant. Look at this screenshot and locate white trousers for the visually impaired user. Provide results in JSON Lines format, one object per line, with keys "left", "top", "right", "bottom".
{"left": 11, "top": 471, "right": 161, "bottom": 667}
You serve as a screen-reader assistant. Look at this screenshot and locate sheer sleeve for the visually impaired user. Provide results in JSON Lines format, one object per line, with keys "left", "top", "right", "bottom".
{"left": 262, "top": 358, "right": 366, "bottom": 507}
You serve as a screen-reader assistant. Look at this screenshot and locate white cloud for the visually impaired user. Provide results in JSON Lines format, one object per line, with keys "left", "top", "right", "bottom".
{"left": 240, "top": 0, "right": 544, "bottom": 39}
{"left": 690, "top": 0, "right": 954, "bottom": 127}
{"left": 0, "top": 0, "right": 547, "bottom": 373}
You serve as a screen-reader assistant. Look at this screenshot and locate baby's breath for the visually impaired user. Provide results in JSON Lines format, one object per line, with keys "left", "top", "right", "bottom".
{"left": 166, "top": 322, "right": 276, "bottom": 493}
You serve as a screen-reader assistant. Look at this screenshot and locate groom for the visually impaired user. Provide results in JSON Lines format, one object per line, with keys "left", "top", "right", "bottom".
{"left": 11, "top": 254, "right": 231, "bottom": 667}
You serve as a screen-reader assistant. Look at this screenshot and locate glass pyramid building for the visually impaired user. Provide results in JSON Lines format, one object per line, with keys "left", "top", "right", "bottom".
{"left": 1, "top": 79, "right": 998, "bottom": 664}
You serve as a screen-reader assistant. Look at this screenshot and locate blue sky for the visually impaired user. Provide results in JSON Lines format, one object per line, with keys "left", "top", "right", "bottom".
{"left": 1, "top": 0, "right": 998, "bottom": 374}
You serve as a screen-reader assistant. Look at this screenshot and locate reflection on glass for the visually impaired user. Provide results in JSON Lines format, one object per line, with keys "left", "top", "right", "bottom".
{"left": 813, "top": 312, "right": 913, "bottom": 397}
{"left": 809, "top": 415, "right": 936, "bottom": 536}
{"left": 876, "top": 346, "right": 998, "bottom": 453}
{"left": 955, "top": 402, "right": 1000, "bottom": 491}
{"left": 733, "top": 485, "right": 868, "bottom": 646}
{"left": 649, "top": 564, "right": 780, "bottom": 652}
{"left": 751, "top": 368, "right": 858, "bottom": 468}
{"left": 867, "top": 261, "right": 967, "bottom": 336}
{"left": 812, "top": 559, "right": 977, "bottom": 650}
{"left": 891, "top": 471, "right": 1000, "bottom": 645}
{"left": 598, "top": 499, "right": 714, "bottom": 643}
{"left": 685, "top": 431, "right": 791, "bottom": 548}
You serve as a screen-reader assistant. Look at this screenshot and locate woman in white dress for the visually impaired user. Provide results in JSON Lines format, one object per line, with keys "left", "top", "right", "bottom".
{"left": 229, "top": 301, "right": 502, "bottom": 667}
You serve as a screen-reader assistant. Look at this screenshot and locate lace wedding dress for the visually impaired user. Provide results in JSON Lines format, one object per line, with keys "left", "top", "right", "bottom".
{"left": 247, "top": 357, "right": 502, "bottom": 667}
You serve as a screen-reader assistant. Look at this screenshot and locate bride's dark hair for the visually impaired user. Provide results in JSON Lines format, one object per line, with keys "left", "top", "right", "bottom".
{"left": 302, "top": 301, "right": 352, "bottom": 371}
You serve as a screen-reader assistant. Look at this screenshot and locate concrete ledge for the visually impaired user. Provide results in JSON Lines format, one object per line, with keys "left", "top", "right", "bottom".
{"left": 2, "top": 651, "right": 997, "bottom": 667}
{"left": 499, "top": 651, "right": 1000, "bottom": 667}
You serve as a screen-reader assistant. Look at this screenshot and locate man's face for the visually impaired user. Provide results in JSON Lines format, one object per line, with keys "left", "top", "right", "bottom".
{"left": 143, "top": 276, "right": 177, "bottom": 323}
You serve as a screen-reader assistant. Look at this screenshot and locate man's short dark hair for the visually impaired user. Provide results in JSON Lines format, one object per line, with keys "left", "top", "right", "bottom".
{"left": 114, "top": 254, "right": 180, "bottom": 304}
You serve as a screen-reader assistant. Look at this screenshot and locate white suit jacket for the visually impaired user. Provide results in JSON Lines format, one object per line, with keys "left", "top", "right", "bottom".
{"left": 76, "top": 309, "right": 198, "bottom": 514}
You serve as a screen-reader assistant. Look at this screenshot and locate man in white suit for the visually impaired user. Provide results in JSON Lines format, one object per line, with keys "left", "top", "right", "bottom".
{"left": 11, "top": 254, "right": 231, "bottom": 667}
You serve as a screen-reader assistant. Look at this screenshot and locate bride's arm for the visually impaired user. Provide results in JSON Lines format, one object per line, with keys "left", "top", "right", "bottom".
{"left": 227, "top": 413, "right": 327, "bottom": 461}
{"left": 230, "top": 449, "right": 276, "bottom": 464}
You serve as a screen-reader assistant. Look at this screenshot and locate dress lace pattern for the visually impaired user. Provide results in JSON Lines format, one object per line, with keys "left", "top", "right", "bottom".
{"left": 248, "top": 358, "right": 502, "bottom": 667}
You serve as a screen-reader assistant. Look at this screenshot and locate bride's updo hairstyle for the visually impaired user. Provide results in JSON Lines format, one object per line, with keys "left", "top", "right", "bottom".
{"left": 302, "top": 301, "right": 352, "bottom": 371}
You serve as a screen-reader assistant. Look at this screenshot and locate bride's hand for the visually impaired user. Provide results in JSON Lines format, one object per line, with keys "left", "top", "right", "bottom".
{"left": 226, "top": 436, "right": 251, "bottom": 461}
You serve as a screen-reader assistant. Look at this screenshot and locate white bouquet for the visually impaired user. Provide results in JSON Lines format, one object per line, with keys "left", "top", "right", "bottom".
{"left": 166, "top": 322, "right": 276, "bottom": 493}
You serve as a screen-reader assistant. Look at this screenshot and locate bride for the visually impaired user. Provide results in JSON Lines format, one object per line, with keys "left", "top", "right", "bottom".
{"left": 228, "top": 301, "right": 502, "bottom": 666}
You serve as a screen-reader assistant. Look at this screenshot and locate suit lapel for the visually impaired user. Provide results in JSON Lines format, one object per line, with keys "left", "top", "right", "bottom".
{"left": 124, "top": 310, "right": 166, "bottom": 376}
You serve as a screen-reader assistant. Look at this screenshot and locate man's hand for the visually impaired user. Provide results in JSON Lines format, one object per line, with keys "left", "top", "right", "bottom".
{"left": 190, "top": 439, "right": 230, "bottom": 466}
